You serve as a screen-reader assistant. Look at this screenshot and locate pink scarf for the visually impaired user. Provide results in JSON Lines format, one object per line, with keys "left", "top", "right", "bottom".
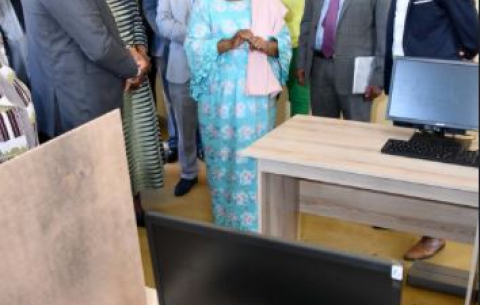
{"left": 245, "top": 0, "right": 288, "bottom": 97}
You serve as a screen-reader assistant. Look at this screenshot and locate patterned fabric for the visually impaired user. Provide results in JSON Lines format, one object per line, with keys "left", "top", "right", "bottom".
{"left": 106, "top": 0, "right": 165, "bottom": 195}
{"left": 185, "top": 0, "right": 291, "bottom": 232}
{"left": 0, "top": 66, "right": 37, "bottom": 164}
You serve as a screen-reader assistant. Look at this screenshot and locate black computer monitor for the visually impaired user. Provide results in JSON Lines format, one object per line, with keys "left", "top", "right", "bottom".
{"left": 146, "top": 213, "right": 403, "bottom": 305}
{"left": 387, "top": 57, "right": 479, "bottom": 133}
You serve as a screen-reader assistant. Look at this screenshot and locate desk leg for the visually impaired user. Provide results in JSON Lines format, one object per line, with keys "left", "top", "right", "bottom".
{"left": 258, "top": 172, "right": 299, "bottom": 240}
{"left": 465, "top": 225, "right": 479, "bottom": 305}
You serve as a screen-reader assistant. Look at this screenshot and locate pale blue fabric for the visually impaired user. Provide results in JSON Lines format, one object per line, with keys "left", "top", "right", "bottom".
{"left": 315, "top": 0, "right": 345, "bottom": 50}
{"left": 185, "top": 0, "right": 291, "bottom": 232}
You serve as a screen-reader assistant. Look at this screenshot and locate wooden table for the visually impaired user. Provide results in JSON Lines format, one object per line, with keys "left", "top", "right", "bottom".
{"left": 243, "top": 116, "right": 479, "bottom": 305}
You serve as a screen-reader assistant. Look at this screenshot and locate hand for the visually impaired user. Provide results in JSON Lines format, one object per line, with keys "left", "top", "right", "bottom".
{"left": 236, "top": 29, "right": 254, "bottom": 42}
{"left": 129, "top": 47, "right": 150, "bottom": 76}
{"left": 230, "top": 31, "right": 249, "bottom": 50}
{"left": 136, "top": 45, "right": 149, "bottom": 59}
{"left": 296, "top": 69, "right": 306, "bottom": 86}
{"left": 125, "top": 75, "right": 145, "bottom": 92}
{"left": 249, "top": 36, "right": 269, "bottom": 53}
{"left": 231, "top": 29, "right": 253, "bottom": 49}
{"left": 364, "top": 86, "right": 383, "bottom": 101}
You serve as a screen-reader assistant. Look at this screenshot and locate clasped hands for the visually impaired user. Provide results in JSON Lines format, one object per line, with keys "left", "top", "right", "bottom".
{"left": 125, "top": 46, "right": 151, "bottom": 92}
{"left": 219, "top": 29, "right": 271, "bottom": 54}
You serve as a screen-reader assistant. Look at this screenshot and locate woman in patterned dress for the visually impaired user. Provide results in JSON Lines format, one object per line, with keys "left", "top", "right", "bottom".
{"left": 106, "top": 0, "right": 164, "bottom": 226}
{"left": 185, "top": 0, "right": 291, "bottom": 232}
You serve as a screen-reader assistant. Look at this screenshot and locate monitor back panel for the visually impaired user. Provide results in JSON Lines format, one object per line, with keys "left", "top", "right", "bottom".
{"left": 388, "top": 58, "right": 479, "bottom": 131}
{"left": 147, "top": 214, "right": 402, "bottom": 305}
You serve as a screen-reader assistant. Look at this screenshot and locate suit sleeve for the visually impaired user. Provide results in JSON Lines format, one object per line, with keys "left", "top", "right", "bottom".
{"left": 142, "top": 0, "right": 160, "bottom": 35}
{"left": 370, "top": 0, "right": 391, "bottom": 89}
{"left": 297, "top": 0, "right": 314, "bottom": 71}
{"left": 39, "top": 0, "right": 138, "bottom": 79}
{"left": 157, "top": 0, "right": 188, "bottom": 44}
{"left": 438, "top": 0, "right": 479, "bottom": 60}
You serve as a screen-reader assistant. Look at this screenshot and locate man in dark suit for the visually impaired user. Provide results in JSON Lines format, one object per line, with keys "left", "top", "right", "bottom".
{"left": 23, "top": 0, "right": 144, "bottom": 139}
{"left": 385, "top": 0, "right": 479, "bottom": 93}
{"left": 385, "top": 0, "right": 479, "bottom": 261}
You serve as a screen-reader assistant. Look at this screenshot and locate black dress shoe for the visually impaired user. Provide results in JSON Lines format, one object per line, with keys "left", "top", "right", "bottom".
{"left": 166, "top": 148, "right": 178, "bottom": 163}
{"left": 174, "top": 177, "right": 198, "bottom": 197}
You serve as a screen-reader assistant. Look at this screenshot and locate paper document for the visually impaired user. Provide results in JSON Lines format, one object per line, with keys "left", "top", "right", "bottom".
{"left": 353, "top": 56, "right": 375, "bottom": 94}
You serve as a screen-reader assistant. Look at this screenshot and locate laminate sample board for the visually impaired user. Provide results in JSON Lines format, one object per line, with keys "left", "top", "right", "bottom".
{"left": 0, "top": 111, "right": 147, "bottom": 305}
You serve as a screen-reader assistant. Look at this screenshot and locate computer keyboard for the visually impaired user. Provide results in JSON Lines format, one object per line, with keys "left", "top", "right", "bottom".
{"left": 381, "top": 133, "right": 479, "bottom": 168}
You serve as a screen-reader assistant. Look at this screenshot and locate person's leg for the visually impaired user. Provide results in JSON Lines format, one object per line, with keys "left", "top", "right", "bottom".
{"left": 196, "top": 126, "right": 204, "bottom": 161}
{"left": 169, "top": 82, "right": 199, "bottom": 196}
{"left": 339, "top": 94, "right": 372, "bottom": 122}
{"left": 310, "top": 57, "right": 340, "bottom": 118}
{"left": 288, "top": 48, "right": 310, "bottom": 116}
{"left": 155, "top": 55, "right": 178, "bottom": 162}
{"left": 148, "top": 55, "right": 158, "bottom": 106}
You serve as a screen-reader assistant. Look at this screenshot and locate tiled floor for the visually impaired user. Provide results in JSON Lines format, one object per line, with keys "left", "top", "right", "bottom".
{"left": 138, "top": 162, "right": 473, "bottom": 305}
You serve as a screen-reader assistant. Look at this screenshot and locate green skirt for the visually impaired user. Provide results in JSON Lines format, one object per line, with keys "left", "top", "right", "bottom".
{"left": 122, "top": 81, "right": 165, "bottom": 195}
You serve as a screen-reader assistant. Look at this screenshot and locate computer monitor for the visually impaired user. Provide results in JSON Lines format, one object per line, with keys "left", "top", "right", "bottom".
{"left": 146, "top": 213, "right": 403, "bottom": 305}
{"left": 387, "top": 57, "right": 479, "bottom": 133}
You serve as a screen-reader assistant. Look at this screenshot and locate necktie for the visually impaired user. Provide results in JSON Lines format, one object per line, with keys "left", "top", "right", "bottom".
{"left": 322, "top": 0, "right": 340, "bottom": 58}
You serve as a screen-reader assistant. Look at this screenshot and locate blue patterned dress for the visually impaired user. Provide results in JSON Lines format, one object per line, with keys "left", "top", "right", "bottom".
{"left": 185, "top": 0, "right": 291, "bottom": 232}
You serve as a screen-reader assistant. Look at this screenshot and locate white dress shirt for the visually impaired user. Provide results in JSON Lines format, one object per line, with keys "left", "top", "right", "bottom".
{"left": 392, "top": 0, "right": 410, "bottom": 56}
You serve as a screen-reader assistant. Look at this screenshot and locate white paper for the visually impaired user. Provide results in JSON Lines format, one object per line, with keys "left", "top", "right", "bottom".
{"left": 353, "top": 56, "right": 375, "bottom": 94}
{"left": 391, "top": 265, "right": 404, "bottom": 281}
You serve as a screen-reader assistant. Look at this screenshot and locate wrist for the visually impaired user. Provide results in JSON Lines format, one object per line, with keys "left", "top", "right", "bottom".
{"left": 218, "top": 39, "right": 233, "bottom": 53}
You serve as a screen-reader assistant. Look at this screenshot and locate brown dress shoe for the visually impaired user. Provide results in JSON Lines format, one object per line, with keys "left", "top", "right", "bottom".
{"left": 404, "top": 237, "right": 446, "bottom": 261}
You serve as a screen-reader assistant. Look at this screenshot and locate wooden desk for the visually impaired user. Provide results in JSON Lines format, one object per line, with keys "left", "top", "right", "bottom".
{"left": 243, "top": 116, "right": 479, "bottom": 305}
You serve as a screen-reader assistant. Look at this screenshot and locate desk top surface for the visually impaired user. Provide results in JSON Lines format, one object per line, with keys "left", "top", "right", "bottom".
{"left": 243, "top": 116, "right": 479, "bottom": 199}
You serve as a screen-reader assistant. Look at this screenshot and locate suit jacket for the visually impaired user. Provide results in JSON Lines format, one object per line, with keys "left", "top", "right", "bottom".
{"left": 11, "top": 0, "right": 25, "bottom": 30}
{"left": 0, "top": 0, "right": 29, "bottom": 84}
{"left": 23, "top": 0, "right": 138, "bottom": 136}
{"left": 141, "top": 0, "right": 166, "bottom": 58}
{"left": 385, "top": 0, "right": 479, "bottom": 94}
{"left": 298, "top": 0, "right": 391, "bottom": 94}
{"left": 157, "top": 0, "right": 192, "bottom": 84}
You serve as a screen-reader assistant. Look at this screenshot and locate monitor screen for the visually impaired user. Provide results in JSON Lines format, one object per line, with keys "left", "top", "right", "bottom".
{"left": 146, "top": 213, "right": 403, "bottom": 305}
{"left": 387, "top": 58, "right": 479, "bottom": 131}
